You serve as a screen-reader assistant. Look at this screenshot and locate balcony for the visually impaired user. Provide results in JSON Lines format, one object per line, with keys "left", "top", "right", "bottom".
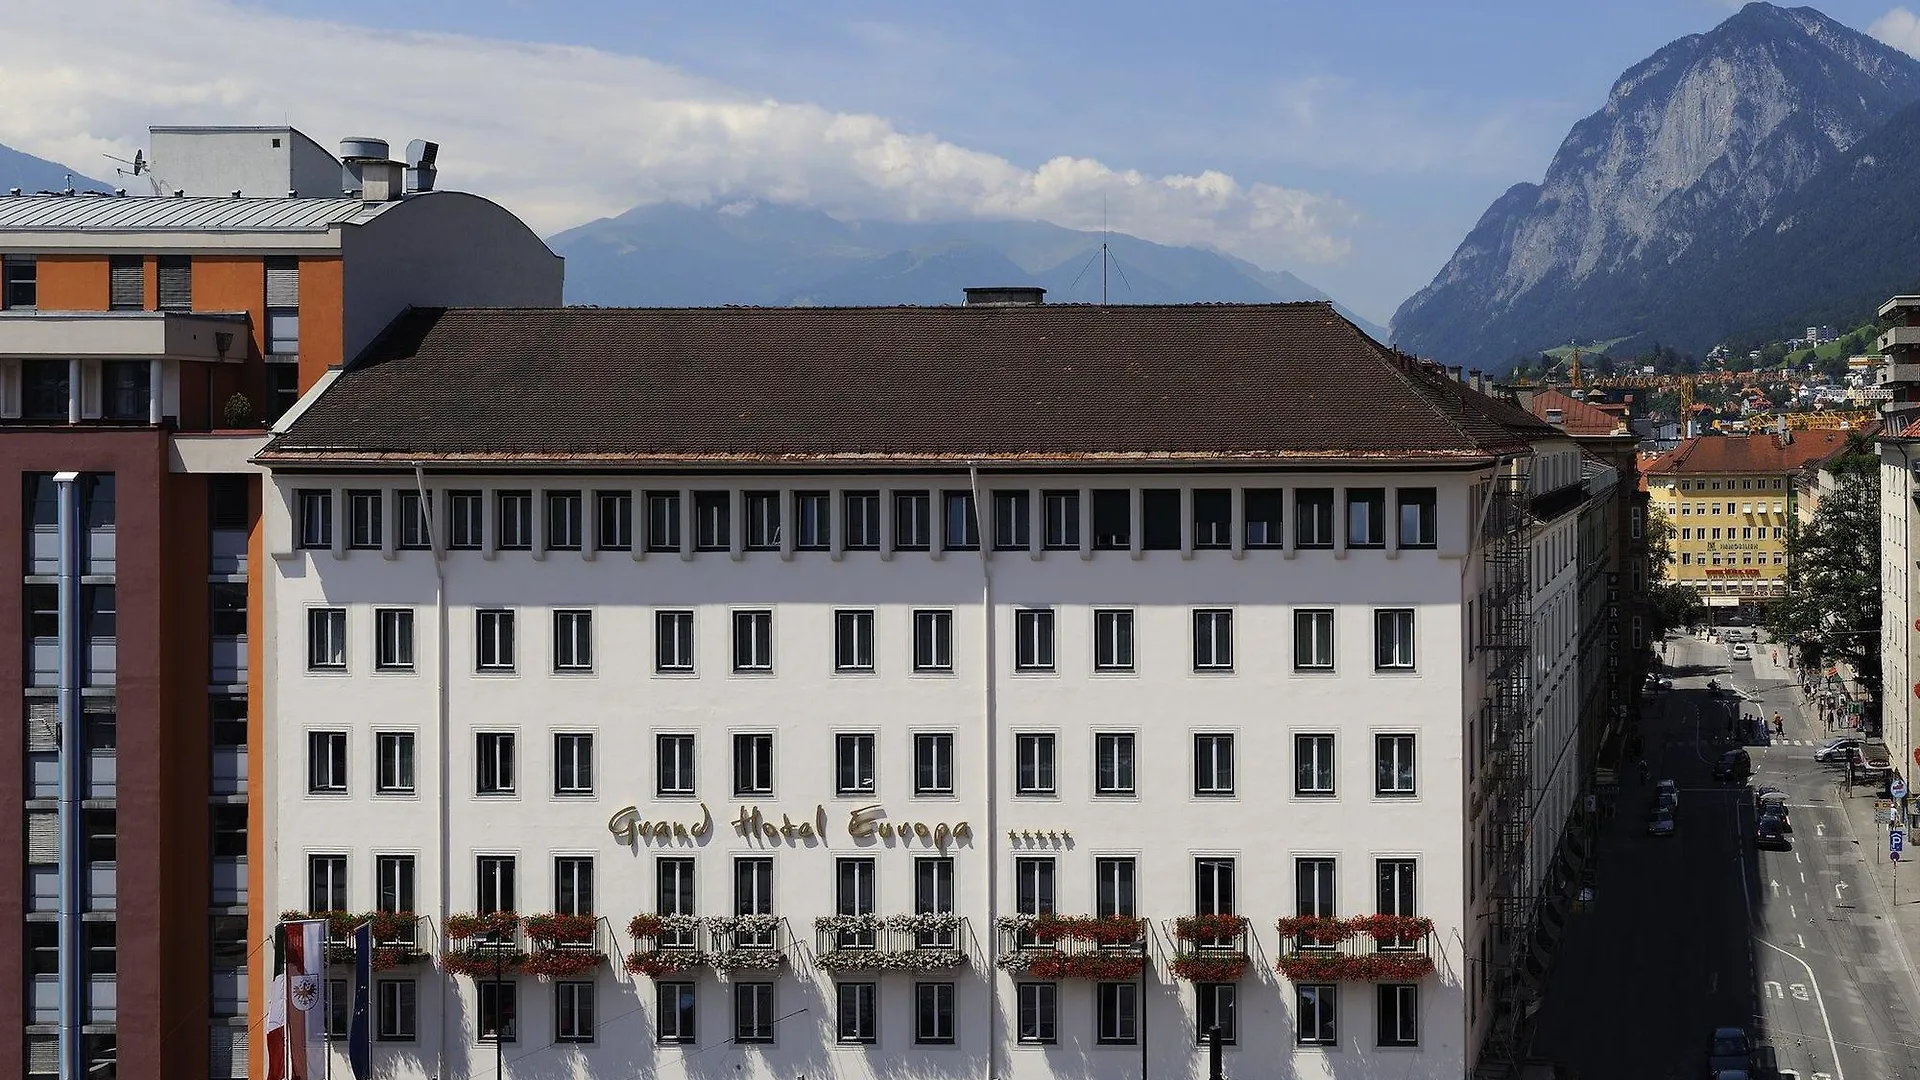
{"left": 1275, "top": 914, "right": 1436, "bottom": 982}
{"left": 523, "top": 913, "right": 608, "bottom": 980}
{"left": 706, "top": 915, "right": 791, "bottom": 974}
{"left": 624, "top": 914, "right": 707, "bottom": 979}
{"left": 996, "top": 915, "right": 1145, "bottom": 980}
{"left": 1165, "top": 915, "right": 1251, "bottom": 982}
{"left": 812, "top": 914, "right": 967, "bottom": 973}
{"left": 282, "top": 911, "right": 431, "bottom": 970}
{"left": 441, "top": 913, "right": 525, "bottom": 979}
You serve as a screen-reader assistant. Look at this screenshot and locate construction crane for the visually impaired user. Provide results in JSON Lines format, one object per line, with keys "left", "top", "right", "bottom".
{"left": 1568, "top": 343, "right": 1582, "bottom": 391}
{"left": 1678, "top": 376, "right": 1696, "bottom": 420}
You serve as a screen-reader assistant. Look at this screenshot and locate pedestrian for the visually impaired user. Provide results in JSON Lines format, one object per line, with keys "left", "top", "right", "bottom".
{"left": 1638, "top": 759, "right": 1651, "bottom": 785}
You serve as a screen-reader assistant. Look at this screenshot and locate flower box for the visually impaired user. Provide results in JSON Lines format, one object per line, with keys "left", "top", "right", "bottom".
{"left": 625, "top": 949, "right": 709, "bottom": 978}
{"left": 1274, "top": 915, "right": 1355, "bottom": 945}
{"left": 522, "top": 948, "right": 606, "bottom": 980}
{"left": 996, "top": 913, "right": 1142, "bottom": 947}
{"left": 1275, "top": 951, "right": 1434, "bottom": 982}
{"left": 1171, "top": 914, "right": 1248, "bottom": 944}
{"left": 523, "top": 912, "right": 597, "bottom": 947}
{"left": 1345, "top": 913, "right": 1434, "bottom": 944}
{"left": 1000, "top": 951, "right": 1144, "bottom": 980}
{"left": 1169, "top": 953, "right": 1249, "bottom": 982}
{"left": 815, "top": 948, "right": 966, "bottom": 973}
{"left": 445, "top": 912, "right": 521, "bottom": 942}
{"left": 280, "top": 911, "right": 429, "bottom": 970}
{"left": 442, "top": 949, "right": 528, "bottom": 978}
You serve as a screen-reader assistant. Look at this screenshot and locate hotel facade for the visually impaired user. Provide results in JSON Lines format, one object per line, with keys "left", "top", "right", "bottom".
{"left": 255, "top": 299, "right": 1612, "bottom": 1080}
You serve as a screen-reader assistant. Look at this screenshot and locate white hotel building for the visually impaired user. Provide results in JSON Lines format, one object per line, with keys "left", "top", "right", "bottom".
{"left": 253, "top": 295, "right": 1606, "bottom": 1080}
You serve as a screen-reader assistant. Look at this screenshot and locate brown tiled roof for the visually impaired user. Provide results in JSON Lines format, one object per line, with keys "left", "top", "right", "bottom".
{"left": 1645, "top": 429, "right": 1873, "bottom": 476}
{"left": 1526, "top": 389, "right": 1625, "bottom": 437}
{"left": 264, "top": 304, "right": 1558, "bottom": 467}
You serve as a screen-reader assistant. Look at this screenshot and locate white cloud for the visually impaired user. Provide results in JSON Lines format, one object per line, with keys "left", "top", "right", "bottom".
{"left": 1870, "top": 6, "right": 1920, "bottom": 56}
{"left": 0, "top": 0, "right": 1350, "bottom": 265}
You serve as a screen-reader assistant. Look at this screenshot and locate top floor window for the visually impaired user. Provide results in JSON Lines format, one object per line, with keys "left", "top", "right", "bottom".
{"left": 1091, "top": 490, "right": 1130, "bottom": 550}
{"left": 844, "top": 491, "right": 880, "bottom": 550}
{"left": 298, "top": 490, "right": 332, "bottom": 550}
{"left": 3, "top": 254, "right": 37, "bottom": 309}
{"left": 1244, "top": 489, "right": 1282, "bottom": 548}
{"left": 496, "top": 491, "right": 532, "bottom": 550}
{"left": 994, "top": 491, "right": 1030, "bottom": 550}
{"left": 943, "top": 491, "right": 979, "bottom": 551}
{"left": 1397, "top": 488, "right": 1436, "bottom": 549}
{"left": 1347, "top": 489, "right": 1385, "bottom": 548}
{"left": 794, "top": 491, "right": 829, "bottom": 550}
{"left": 745, "top": 491, "right": 781, "bottom": 551}
{"left": 1042, "top": 491, "right": 1079, "bottom": 550}
{"left": 894, "top": 491, "right": 930, "bottom": 551}
{"left": 1193, "top": 489, "right": 1231, "bottom": 549}
{"left": 1296, "top": 489, "right": 1334, "bottom": 548}
{"left": 646, "top": 492, "right": 681, "bottom": 552}
{"left": 156, "top": 256, "right": 191, "bottom": 311}
{"left": 1141, "top": 489, "right": 1180, "bottom": 550}
{"left": 546, "top": 491, "right": 582, "bottom": 551}
{"left": 447, "top": 491, "right": 482, "bottom": 550}
{"left": 21, "top": 360, "right": 68, "bottom": 419}
{"left": 694, "top": 491, "right": 730, "bottom": 551}
{"left": 596, "top": 491, "right": 631, "bottom": 551}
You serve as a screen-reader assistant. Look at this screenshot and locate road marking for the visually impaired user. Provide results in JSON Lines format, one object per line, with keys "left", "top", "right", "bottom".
{"left": 1797, "top": 851, "right": 1804, "bottom": 863}
{"left": 1791, "top": 904, "right": 1797, "bottom": 918}
{"left": 1801, "top": 872, "right": 1807, "bottom": 884}
{"left": 1818, "top": 824, "right": 1827, "bottom": 837}
{"left": 1798, "top": 934, "right": 1806, "bottom": 949}
{"left": 1761, "top": 937, "right": 1845, "bottom": 1080}
{"left": 1765, "top": 979, "right": 1782, "bottom": 998}
{"left": 1772, "top": 879, "right": 1781, "bottom": 897}
{"left": 1836, "top": 881, "right": 1849, "bottom": 904}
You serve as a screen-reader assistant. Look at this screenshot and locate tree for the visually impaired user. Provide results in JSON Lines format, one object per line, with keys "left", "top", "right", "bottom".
{"left": 1643, "top": 507, "right": 1704, "bottom": 639}
{"left": 1764, "top": 469, "right": 1881, "bottom": 699}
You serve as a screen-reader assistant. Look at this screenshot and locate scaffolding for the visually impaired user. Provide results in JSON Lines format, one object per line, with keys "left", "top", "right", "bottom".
{"left": 1476, "top": 469, "right": 1537, "bottom": 1076}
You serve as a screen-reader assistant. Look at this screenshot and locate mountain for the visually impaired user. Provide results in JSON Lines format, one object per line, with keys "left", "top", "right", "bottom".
{"left": 0, "top": 143, "right": 109, "bottom": 194}
{"left": 549, "top": 201, "right": 1388, "bottom": 339}
{"left": 1390, "top": 3, "right": 1920, "bottom": 369}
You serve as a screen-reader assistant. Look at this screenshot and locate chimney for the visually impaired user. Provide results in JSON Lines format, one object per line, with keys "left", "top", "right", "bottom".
{"left": 1447, "top": 366, "right": 1464, "bottom": 384}
{"left": 964, "top": 286, "right": 1045, "bottom": 307}
{"left": 405, "top": 139, "right": 440, "bottom": 194}
{"left": 1469, "top": 369, "right": 1485, "bottom": 393}
{"left": 339, "top": 136, "right": 404, "bottom": 202}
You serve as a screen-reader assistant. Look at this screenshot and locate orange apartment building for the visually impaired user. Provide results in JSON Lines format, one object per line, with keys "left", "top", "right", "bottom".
{"left": 0, "top": 125, "right": 560, "bottom": 1080}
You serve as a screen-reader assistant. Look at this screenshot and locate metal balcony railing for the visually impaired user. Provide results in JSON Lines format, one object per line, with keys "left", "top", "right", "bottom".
{"left": 812, "top": 915, "right": 968, "bottom": 972}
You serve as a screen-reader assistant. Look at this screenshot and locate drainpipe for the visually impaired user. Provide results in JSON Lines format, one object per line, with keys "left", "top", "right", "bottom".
{"left": 413, "top": 465, "right": 450, "bottom": 1080}
{"left": 966, "top": 463, "right": 1001, "bottom": 1079}
{"left": 54, "top": 471, "right": 82, "bottom": 1080}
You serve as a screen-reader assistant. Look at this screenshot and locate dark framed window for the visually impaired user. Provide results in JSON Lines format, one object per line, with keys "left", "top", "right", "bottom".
{"left": 793, "top": 491, "right": 829, "bottom": 550}
{"left": 1195, "top": 983, "right": 1236, "bottom": 1045}
{"left": 347, "top": 490, "right": 382, "bottom": 549}
{"left": 1397, "top": 488, "right": 1437, "bottom": 549}
{"left": 476, "top": 855, "right": 516, "bottom": 914}
{"left": 495, "top": 491, "right": 532, "bottom": 549}
{"left": 836, "top": 733, "right": 876, "bottom": 795}
{"left": 554, "top": 610, "right": 593, "bottom": 672}
{"left": 475, "top": 733, "right": 516, "bottom": 796}
{"left": 1244, "top": 488, "right": 1283, "bottom": 547}
{"left": 307, "top": 608, "right": 346, "bottom": 670}
{"left": 21, "top": 359, "right": 67, "bottom": 418}
{"left": 555, "top": 856, "right": 594, "bottom": 916}
{"left": 545, "top": 490, "right": 582, "bottom": 551}
{"left": 1015, "top": 857, "right": 1055, "bottom": 920}
{"left": 554, "top": 733, "right": 594, "bottom": 796}
{"left": 1295, "top": 734, "right": 1334, "bottom": 796}
{"left": 913, "top": 610, "right": 953, "bottom": 672}
{"left": 155, "top": 255, "right": 189, "bottom": 310}
{"left": 595, "top": 491, "right": 631, "bottom": 551}
{"left": 836, "top": 982, "right": 877, "bottom": 1045}
{"left": 657, "top": 734, "right": 696, "bottom": 797}
{"left": 1016, "top": 983, "right": 1057, "bottom": 1044}
{"left": 1141, "top": 488, "right": 1180, "bottom": 550}
{"left": 1093, "top": 609, "right": 1133, "bottom": 672}
{"left": 1346, "top": 488, "right": 1386, "bottom": 547}
{"left": 1295, "top": 858, "right": 1335, "bottom": 924}
{"left": 732, "top": 610, "right": 773, "bottom": 672}
{"left": 1193, "top": 489, "right": 1231, "bottom": 549}
{"left": 109, "top": 255, "right": 142, "bottom": 310}
{"left": 1015, "top": 733, "right": 1055, "bottom": 796}
{"left": 943, "top": 491, "right": 979, "bottom": 550}
{"left": 893, "top": 490, "right": 931, "bottom": 550}
{"left": 1375, "top": 609, "right": 1415, "bottom": 670}
{"left": 1042, "top": 490, "right": 1080, "bottom": 549}
{"left": 1193, "top": 609, "right": 1233, "bottom": 671}
{"left": 297, "top": 490, "right": 333, "bottom": 549}
{"left": 994, "top": 490, "right": 1031, "bottom": 550}
{"left": 376, "top": 854, "right": 415, "bottom": 913}
{"left": 308, "top": 853, "right": 347, "bottom": 911}
{"left": 1014, "top": 608, "right": 1055, "bottom": 671}
{"left": 475, "top": 609, "right": 515, "bottom": 672}
{"left": 1377, "top": 984, "right": 1417, "bottom": 1046}
{"left": 1097, "top": 983, "right": 1137, "bottom": 1045}
{"left": 1094, "top": 733, "right": 1135, "bottom": 796}
{"left": 1296, "top": 489, "right": 1334, "bottom": 548}
{"left": 555, "top": 981, "right": 595, "bottom": 1043}
{"left": 1375, "top": 735, "right": 1416, "bottom": 797}
{"left": 397, "top": 491, "right": 432, "bottom": 550}
{"left": 1095, "top": 857, "right": 1136, "bottom": 919}
{"left": 655, "top": 611, "right": 694, "bottom": 672}
{"left": 645, "top": 492, "right": 682, "bottom": 552}
{"left": 1294, "top": 609, "right": 1334, "bottom": 670}
{"left": 210, "top": 582, "right": 247, "bottom": 638}
{"left": 4, "top": 254, "right": 38, "bottom": 308}
{"left": 308, "top": 732, "right": 347, "bottom": 793}
{"left": 1297, "top": 985, "right": 1336, "bottom": 1045}
{"left": 694, "top": 491, "right": 730, "bottom": 551}
{"left": 656, "top": 982, "right": 696, "bottom": 1044}
{"left": 733, "top": 733, "right": 774, "bottom": 796}
{"left": 843, "top": 491, "right": 880, "bottom": 550}
{"left": 446, "top": 491, "right": 482, "bottom": 550}
{"left": 915, "top": 733, "right": 954, "bottom": 796}
{"left": 915, "top": 983, "right": 955, "bottom": 1045}
{"left": 101, "top": 360, "right": 150, "bottom": 420}
{"left": 834, "top": 610, "right": 875, "bottom": 672}
{"left": 1091, "top": 489, "right": 1131, "bottom": 550}
{"left": 477, "top": 980, "right": 517, "bottom": 1042}
{"left": 376, "top": 733, "right": 415, "bottom": 795}
{"left": 376, "top": 980, "right": 416, "bottom": 1041}
{"left": 1194, "top": 734, "right": 1234, "bottom": 796}
{"left": 736, "top": 490, "right": 778, "bottom": 551}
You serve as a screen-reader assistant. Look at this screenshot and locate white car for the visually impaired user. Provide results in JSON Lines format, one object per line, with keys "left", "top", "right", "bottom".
{"left": 1731, "top": 643, "right": 1751, "bottom": 661}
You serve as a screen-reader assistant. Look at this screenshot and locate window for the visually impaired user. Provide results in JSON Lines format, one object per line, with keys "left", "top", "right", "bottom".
{"left": 915, "top": 733, "right": 954, "bottom": 796}
{"left": 1347, "top": 488, "right": 1386, "bottom": 547}
{"left": 1196, "top": 983, "right": 1236, "bottom": 1045}
{"left": 102, "top": 360, "right": 150, "bottom": 419}
{"left": 745, "top": 491, "right": 780, "bottom": 550}
{"left": 1014, "top": 608, "right": 1055, "bottom": 671}
{"left": 1195, "top": 857, "right": 1235, "bottom": 929}
{"left": 1094, "top": 733, "right": 1135, "bottom": 796}
{"left": 1042, "top": 490, "right": 1080, "bottom": 549}
{"left": 994, "top": 490, "right": 1031, "bottom": 550}
{"left": 478, "top": 981, "right": 517, "bottom": 1043}
{"left": 308, "top": 732, "right": 348, "bottom": 793}
{"left": 1297, "top": 985, "right": 1337, "bottom": 1045}
{"left": 1193, "top": 609, "right": 1233, "bottom": 671}
{"left": 893, "top": 490, "right": 931, "bottom": 550}
{"left": 477, "top": 855, "right": 516, "bottom": 914}
{"left": 1016, "top": 983, "right": 1057, "bottom": 1044}
{"left": 1397, "top": 488, "right": 1436, "bottom": 548}
{"left": 1184, "top": 488, "right": 1229, "bottom": 549}
{"left": 397, "top": 491, "right": 431, "bottom": 550}
{"left": 3, "top": 253, "right": 37, "bottom": 308}
{"left": 348, "top": 490, "right": 382, "bottom": 549}
{"left": 835, "top": 610, "right": 875, "bottom": 672}
{"left": 657, "top": 734, "right": 696, "bottom": 797}
{"left": 1296, "top": 489, "right": 1334, "bottom": 547}
{"left": 109, "top": 255, "right": 142, "bottom": 310}
{"left": 732, "top": 610, "right": 773, "bottom": 672}
{"left": 551, "top": 610, "right": 593, "bottom": 672}
{"left": 836, "top": 858, "right": 877, "bottom": 945}
{"left": 1194, "top": 734, "right": 1234, "bottom": 796}
{"left": 646, "top": 492, "right": 682, "bottom": 552}
{"left": 546, "top": 491, "right": 582, "bottom": 551}
{"left": 375, "top": 609, "right": 414, "bottom": 671}
{"left": 1375, "top": 735, "right": 1416, "bottom": 797}
{"left": 837, "top": 983, "right": 877, "bottom": 1044}
{"left": 836, "top": 734, "right": 876, "bottom": 795}
{"left": 308, "top": 609, "right": 346, "bottom": 670}
{"left": 1377, "top": 985, "right": 1417, "bottom": 1047}
{"left": 1015, "top": 857, "right": 1056, "bottom": 919}
{"left": 1142, "top": 488, "right": 1180, "bottom": 549}
{"left": 1093, "top": 609, "right": 1134, "bottom": 672}
{"left": 210, "top": 582, "right": 247, "bottom": 638}
{"left": 694, "top": 491, "right": 729, "bottom": 551}
{"left": 376, "top": 733, "right": 415, "bottom": 795}
{"left": 844, "top": 491, "right": 880, "bottom": 550}
{"left": 1243, "top": 488, "right": 1283, "bottom": 547}
{"left": 298, "top": 490, "right": 333, "bottom": 549}
{"left": 1097, "top": 983, "right": 1138, "bottom": 1045}
{"left": 943, "top": 491, "right": 979, "bottom": 550}
{"left": 308, "top": 854, "right": 347, "bottom": 911}
{"left": 447, "top": 491, "right": 482, "bottom": 550}
{"left": 915, "top": 983, "right": 955, "bottom": 1045}
{"left": 476, "top": 733, "right": 516, "bottom": 796}
{"left": 496, "top": 491, "right": 532, "bottom": 549}
{"left": 793, "top": 491, "right": 829, "bottom": 550}
{"left": 156, "top": 255, "right": 189, "bottom": 310}
{"left": 655, "top": 611, "right": 694, "bottom": 673}
{"left": 733, "top": 733, "right": 774, "bottom": 796}
{"left": 555, "top": 857, "right": 594, "bottom": 916}
{"left": 1015, "top": 733, "right": 1055, "bottom": 796}
{"left": 376, "top": 855, "right": 415, "bottom": 913}
{"left": 1295, "top": 734, "right": 1335, "bottom": 797}
{"left": 555, "top": 734, "right": 594, "bottom": 796}
{"left": 735, "top": 858, "right": 775, "bottom": 943}
{"left": 555, "top": 982, "right": 595, "bottom": 1043}
{"left": 1376, "top": 859, "right": 1417, "bottom": 944}
{"left": 1091, "top": 489, "right": 1130, "bottom": 549}
{"left": 1375, "top": 609, "right": 1415, "bottom": 670}
{"left": 476, "top": 609, "right": 515, "bottom": 671}
{"left": 377, "top": 980, "right": 416, "bottom": 1041}
{"left": 1095, "top": 857, "right": 1136, "bottom": 919}
{"left": 595, "top": 491, "right": 631, "bottom": 551}
{"left": 913, "top": 610, "right": 953, "bottom": 672}
{"left": 1294, "top": 609, "right": 1334, "bottom": 670}
{"left": 657, "top": 857, "right": 697, "bottom": 943}
{"left": 914, "top": 857, "right": 956, "bottom": 944}
{"left": 657, "top": 983, "right": 696, "bottom": 1044}
{"left": 20, "top": 359, "right": 67, "bottom": 418}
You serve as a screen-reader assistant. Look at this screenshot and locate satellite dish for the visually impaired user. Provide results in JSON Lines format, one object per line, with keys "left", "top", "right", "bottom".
{"left": 132, "top": 150, "right": 146, "bottom": 175}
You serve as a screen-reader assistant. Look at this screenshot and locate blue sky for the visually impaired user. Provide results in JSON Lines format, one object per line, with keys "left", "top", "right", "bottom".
{"left": 6, "top": 0, "right": 1917, "bottom": 322}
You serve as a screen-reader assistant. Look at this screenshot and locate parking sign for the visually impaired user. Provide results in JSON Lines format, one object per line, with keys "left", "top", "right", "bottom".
{"left": 1894, "top": 829, "right": 1906, "bottom": 861}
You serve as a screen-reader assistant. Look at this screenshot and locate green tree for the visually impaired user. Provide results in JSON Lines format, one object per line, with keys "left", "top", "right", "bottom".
{"left": 1764, "top": 469, "right": 1881, "bottom": 699}
{"left": 1643, "top": 507, "right": 1704, "bottom": 638}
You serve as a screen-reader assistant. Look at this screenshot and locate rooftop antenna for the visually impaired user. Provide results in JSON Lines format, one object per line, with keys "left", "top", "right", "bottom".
{"left": 1067, "top": 193, "right": 1132, "bottom": 304}
{"left": 103, "top": 149, "right": 163, "bottom": 196}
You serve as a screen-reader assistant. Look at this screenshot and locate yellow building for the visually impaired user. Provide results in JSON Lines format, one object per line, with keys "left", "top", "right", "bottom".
{"left": 1645, "top": 431, "right": 1863, "bottom": 614}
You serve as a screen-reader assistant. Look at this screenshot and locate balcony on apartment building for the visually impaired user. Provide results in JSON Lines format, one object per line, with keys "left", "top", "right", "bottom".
{"left": 0, "top": 310, "right": 249, "bottom": 427}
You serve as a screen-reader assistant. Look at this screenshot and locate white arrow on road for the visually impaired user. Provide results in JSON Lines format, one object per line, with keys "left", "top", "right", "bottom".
{"left": 1836, "top": 881, "right": 1850, "bottom": 904}
{"left": 1771, "top": 880, "right": 1781, "bottom": 897}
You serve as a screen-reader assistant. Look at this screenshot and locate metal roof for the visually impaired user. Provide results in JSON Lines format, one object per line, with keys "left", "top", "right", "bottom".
{"left": 0, "top": 194, "right": 398, "bottom": 232}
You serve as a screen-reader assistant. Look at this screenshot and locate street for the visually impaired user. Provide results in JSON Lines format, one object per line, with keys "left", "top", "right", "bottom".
{"left": 1531, "top": 631, "right": 1920, "bottom": 1079}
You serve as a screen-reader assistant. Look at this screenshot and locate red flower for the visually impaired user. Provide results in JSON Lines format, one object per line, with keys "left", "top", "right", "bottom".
{"left": 1276, "top": 952, "right": 1434, "bottom": 982}
{"left": 1026, "top": 953, "right": 1144, "bottom": 980}
{"left": 1172, "top": 914, "right": 1248, "bottom": 943}
{"left": 1169, "top": 953, "right": 1249, "bottom": 982}
{"left": 625, "top": 950, "right": 705, "bottom": 978}
{"left": 441, "top": 949, "right": 527, "bottom": 977}
{"left": 523, "top": 913, "right": 597, "bottom": 946}
{"left": 1346, "top": 914, "right": 1434, "bottom": 943}
{"left": 1274, "top": 915, "right": 1354, "bottom": 945}
{"left": 1029, "top": 915, "right": 1144, "bottom": 946}
{"left": 445, "top": 912, "right": 519, "bottom": 941}
{"left": 522, "top": 949, "right": 605, "bottom": 979}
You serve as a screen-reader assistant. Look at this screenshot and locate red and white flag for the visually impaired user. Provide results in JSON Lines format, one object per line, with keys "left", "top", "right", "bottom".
{"left": 283, "top": 920, "right": 329, "bottom": 1080}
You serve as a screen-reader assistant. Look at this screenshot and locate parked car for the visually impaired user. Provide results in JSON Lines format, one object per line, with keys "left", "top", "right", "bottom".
{"left": 1713, "top": 748, "right": 1752, "bottom": 783}
{"left": 1647, "top": 807, "right": 1676, "bottom": 837}
{"left": 1759, "top": 804, "right": 1791, "bottom": 833}
{"left": 1656, "top": 779, "right": 1680, "bottom": 809}
{"left": 1731, "top": 643, "right": 1752, "bottom": 661}
{"left": 1709, "top": 1027, "right": 1752, "bottom": 1073}
{"left": 1756, "top": 819, "right": 1790, "bottom": 849}
{"left": 1814, "top": 738, "right": 1861, "bottom": 764}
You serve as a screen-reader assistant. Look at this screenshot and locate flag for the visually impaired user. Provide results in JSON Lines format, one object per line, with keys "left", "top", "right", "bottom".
{"left": 285, "top": 919, "right": 329, "bottom": 1080}
{"left": 348, "top": 921, "right": 373, "bottom": 1080}
{"left": 266, "top": 925, "right": 287, "bottom": 1080}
